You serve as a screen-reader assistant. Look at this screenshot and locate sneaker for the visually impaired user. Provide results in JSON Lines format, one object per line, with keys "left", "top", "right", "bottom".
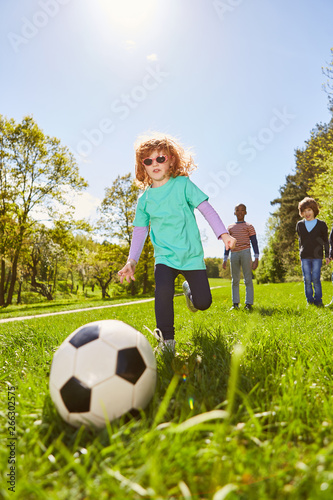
{"left": 229, "top": 303, "right": 239, "bottom": 311}
{"left": 315, "top": 302, "right": 324, "bottom": 308}
{"left": 143, "top": 326, "right": 176, "bottom": 355}
{"left": 182, "top": 281, "right": 198, "bottom": 313}
{"left": 244, "top": 304, "right": 253, "bottom": 311}
{"left": 158, "top": 339, "right": 176, "bottom": 355}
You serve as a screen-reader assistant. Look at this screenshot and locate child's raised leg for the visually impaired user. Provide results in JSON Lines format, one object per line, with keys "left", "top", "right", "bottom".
{"left": 182, "top": 269, "right": 212, "bottom": 311}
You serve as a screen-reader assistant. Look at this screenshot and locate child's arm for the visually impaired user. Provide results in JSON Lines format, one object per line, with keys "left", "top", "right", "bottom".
{"left": 250, "top": 234, "right": 259, "bottom": 270}
{"left": 197, "top": 201, "right": 236, "bottom": 250}
{"left": 323, "top": 222, "right": 330, "bottom": 265}
{"left": 129, "top": 226, "right": 149, "bottom": 262}
{"left": 118, "top": 226, "right": 148, "bottom": 284}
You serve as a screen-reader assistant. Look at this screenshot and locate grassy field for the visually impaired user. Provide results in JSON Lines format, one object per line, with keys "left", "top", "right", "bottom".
{"left": 0, "top": 280, "right": 333, "bottom": 499}
{"left": 0, "top": 277, "right": 209, "bottom": 321}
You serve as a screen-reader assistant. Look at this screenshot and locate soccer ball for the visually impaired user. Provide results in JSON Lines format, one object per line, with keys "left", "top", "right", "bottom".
{"left": 49, "top": 320, "right": 157, "bottom": 428}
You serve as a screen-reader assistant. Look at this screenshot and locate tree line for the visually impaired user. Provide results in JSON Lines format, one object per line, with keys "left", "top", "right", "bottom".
{"left": 256, "top": 48, "right": 333, "bottom": 283}
{"left": 0, "top": 115, "right": 155, "bottom": 305}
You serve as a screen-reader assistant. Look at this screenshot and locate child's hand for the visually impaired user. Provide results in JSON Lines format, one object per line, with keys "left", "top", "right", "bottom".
{"left": 325, "top": 257, "right": 330, "bottom": 265}
{"left": 221, "top": 233, "right": 236, "bottom": 251}
{"left": 118, "top": 259, "right": 137, "bottom": 284}
{"left": 252, "top": 258, "right": 259, "bottom": 270}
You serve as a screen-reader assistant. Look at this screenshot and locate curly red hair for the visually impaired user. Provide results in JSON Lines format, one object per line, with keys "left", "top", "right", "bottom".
{"left": 134, "top": 132, "right": 197, "bottom": 188}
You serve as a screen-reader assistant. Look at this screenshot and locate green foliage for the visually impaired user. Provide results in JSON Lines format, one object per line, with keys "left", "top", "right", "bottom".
{"left": 322, "top": 47, "right": 333, "bottom": 113}
{"left": 265, "top": 46, "right": 333, "bottom": 281}
{"left": 264, "top": 117, "right": 333, "bottom": 282}
{"left": 256, "top": 242, "right": 285, "bottom": 284}
{"left": 88, "top": 242, "right": 128, "bottom": 299}
{"left": 132, "top": 236, "right": 155, "bottom": 295}
{"left": 97, "top": 172, "right": 156, "bottom": 296}
{"left": 309, "top": 151, "right": 333, "bottom": 228}
{"left": 205, "top": 257, "right": 222, "bottom": 278}
{"left": 0, "top": 119, "right": 156, "bottom": 306}
{"left": 0, "top": 115, "right": 87, "bottom": 305}
{"left": 99, "top": 173, "right": 140, "bottom": 246}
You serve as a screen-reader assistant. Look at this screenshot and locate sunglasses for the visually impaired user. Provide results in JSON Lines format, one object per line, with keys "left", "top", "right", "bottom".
{"left": 142, "top": 155, "right": 168, "bottom": 166}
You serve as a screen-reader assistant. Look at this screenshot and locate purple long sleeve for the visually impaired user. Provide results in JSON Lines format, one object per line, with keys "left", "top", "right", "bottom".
{"left": 129, "top": 226, "right": 149, "bottom": 263}
{"left": 129, "top": 201, "right": 226, "bottom": 263}
{"left": 197, "top": 200, "right": 228, "bottom": 239}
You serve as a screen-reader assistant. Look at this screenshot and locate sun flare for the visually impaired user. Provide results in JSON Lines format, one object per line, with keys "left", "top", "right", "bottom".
{"left": 97, "top": 0, "right": 156, "bottom": 31}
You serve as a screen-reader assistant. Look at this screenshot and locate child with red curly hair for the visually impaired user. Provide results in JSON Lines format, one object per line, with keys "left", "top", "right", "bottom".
{"left": 118, "top": 132, "right": 236, "bottom": 354}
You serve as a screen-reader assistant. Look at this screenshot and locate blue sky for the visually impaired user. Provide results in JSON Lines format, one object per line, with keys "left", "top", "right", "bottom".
{"left": 1, "top": 0, "right": 332, "bottom": 258}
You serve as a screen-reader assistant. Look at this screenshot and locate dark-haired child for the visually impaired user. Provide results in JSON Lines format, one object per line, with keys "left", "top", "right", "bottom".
{"left": 296, "top": 197, "right": 329, "bottom": 307}
{"left": 222, "top": 203, "right": 259, "bottom": 310}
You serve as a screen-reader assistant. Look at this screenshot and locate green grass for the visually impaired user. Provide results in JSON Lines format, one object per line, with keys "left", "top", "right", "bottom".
{"left": 0, "top": 295, "right": 153, "bottom": 320}
{"left": 0, "top": 278, "right": 229, "bottom": 321}
{"left": 0, "top": 280, "right": 333, "bottom": 499}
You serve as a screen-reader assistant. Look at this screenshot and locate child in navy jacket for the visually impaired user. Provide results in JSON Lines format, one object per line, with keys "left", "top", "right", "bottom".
{"left": 296, "top": 197, "right": 329, "bottom": 306}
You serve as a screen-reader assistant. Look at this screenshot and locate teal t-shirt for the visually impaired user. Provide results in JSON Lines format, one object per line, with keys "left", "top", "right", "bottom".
{"left": 133, "top": 176, "right": 208, "bottom": 270}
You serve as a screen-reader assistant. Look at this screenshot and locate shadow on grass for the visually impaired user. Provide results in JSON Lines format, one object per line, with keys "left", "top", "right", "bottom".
{"left": 41, "top": 394, "right": 145, "bottom": 451}
{"left": 158, "top": 329, "right": 233, "bottom": 416}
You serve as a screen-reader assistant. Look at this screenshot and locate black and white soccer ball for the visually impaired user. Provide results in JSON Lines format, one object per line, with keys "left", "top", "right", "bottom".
{"left": 49, "top": 320, "right": 157, "bottom": 428}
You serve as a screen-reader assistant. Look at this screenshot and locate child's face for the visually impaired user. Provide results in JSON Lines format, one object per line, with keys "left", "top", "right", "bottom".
{"left": 301, "top": 207, "right": 315, "bottom": 221}
{"left": 143, "top": 149, "right": 173, "bottom": 187}
{"left": 234, "top": 205, "right": 247, "bottom": 222}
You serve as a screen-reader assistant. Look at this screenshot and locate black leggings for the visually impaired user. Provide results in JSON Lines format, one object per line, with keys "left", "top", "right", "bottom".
{"left": 154, "top": 264, "right": 212, "bottom": 340}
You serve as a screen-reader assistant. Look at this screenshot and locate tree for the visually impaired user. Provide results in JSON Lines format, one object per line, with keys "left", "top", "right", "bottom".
{"left": 26, "top": 226, "right": 57, "bottom": 300}
{"left": 205, "top": 258, "right": 221, "bottom": 278}
{"left": 309, "top": 151, "right": 333, "bottom": 227}
{"left": 89, "top": 243, "right": 127, "bottom": 299}
{"left": 49, "top": 218, "right": 91, "bottom": 294}
{"left": 72, "top": 234, "right": 99, "bottom": 292}
{"left": 0, "top": 115, "right": 87, "bottom": 305}
{"left": 322, "top": 47, "right": 333, "bottom": 113}
{"left": 99, "top": 173, "right": 140, "bottom": 245}
{"left": 99, "top": 173, "right": 155, "bottom": 295}
{"left": 269, "top": 173, "right": 307, "bottom": 277}
{"left": 266, "top": 120, "right": 333, "bottom": 281}
{"left": 133, "top": 238, "right": 155, "bottom": 295}
{"left": 0, "top": 132, "right": 19, "bottom": 305}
